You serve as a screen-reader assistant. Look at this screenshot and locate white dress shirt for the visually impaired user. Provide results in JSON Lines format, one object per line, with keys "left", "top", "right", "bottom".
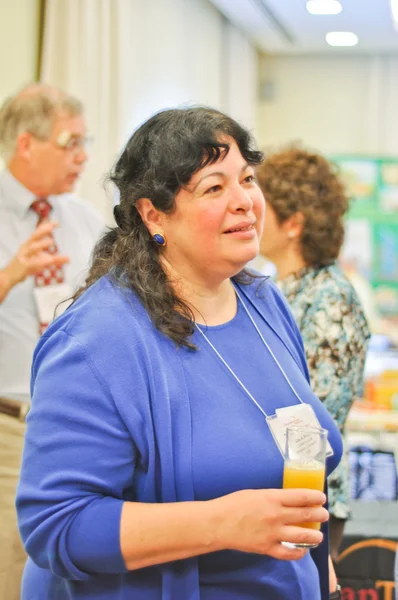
{"left": 0, "top": 170, "right": 106, "bottom": 402}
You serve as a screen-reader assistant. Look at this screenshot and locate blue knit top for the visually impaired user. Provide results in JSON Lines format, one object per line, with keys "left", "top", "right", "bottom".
{"left": 17, "top": 275, "right": 342, "bottom": 599}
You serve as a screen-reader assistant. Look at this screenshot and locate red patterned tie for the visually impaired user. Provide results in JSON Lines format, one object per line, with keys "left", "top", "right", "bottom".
{"left": 30, "top": 198, "right": 65, "bottom": 333}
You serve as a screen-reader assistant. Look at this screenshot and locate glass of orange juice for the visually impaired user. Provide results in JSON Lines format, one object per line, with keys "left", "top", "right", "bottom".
{"left": 282, "top": 425, "right": 328, "bottom": 548}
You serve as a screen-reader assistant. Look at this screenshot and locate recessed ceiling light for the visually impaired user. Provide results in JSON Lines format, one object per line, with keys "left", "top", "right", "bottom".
{"left": 326, "top": 31, "right": 359, "bottom": 46}
{"left": 306, "top": 0, "right": 342, "bottom": 15}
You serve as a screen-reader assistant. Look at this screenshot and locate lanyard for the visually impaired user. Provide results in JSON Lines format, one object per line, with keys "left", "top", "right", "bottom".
{"left": 195, "top": 286, "right": 305, "bottom": 420}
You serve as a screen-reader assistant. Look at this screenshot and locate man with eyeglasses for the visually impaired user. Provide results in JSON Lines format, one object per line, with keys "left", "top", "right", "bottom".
{"left": 0, "top": 83, "right": 105, "bottom": 600}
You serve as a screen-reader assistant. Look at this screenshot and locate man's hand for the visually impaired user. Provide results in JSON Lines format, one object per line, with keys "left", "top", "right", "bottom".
{"left": 0, "top": 222, "right": 70, "bottom": 302}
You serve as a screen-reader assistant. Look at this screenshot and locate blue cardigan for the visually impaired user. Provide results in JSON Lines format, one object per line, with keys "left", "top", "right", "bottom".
{"left": 17, "top": 275, "right": 340, "bottom": 599}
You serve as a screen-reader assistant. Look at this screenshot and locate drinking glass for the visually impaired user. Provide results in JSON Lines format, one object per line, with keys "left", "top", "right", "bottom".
{"left": 282, "top": 425, "right": 328, "bottom": 548}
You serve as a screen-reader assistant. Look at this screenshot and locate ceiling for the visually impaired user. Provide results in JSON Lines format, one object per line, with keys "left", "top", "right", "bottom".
{"left": 210, "top": 0, "right": 398, "bottom": 54}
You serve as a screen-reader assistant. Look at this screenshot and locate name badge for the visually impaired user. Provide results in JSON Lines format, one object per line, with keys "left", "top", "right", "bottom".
{"left": 266, "top": 403, "right": 334, "bottom": 458}
{"left": 33, "top": 283, "right": 73, "bottom": 325}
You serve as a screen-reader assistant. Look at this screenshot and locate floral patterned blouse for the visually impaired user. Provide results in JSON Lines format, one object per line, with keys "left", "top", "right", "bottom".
{"left": 279, "top": 263, "right": 371, "bottom": 519}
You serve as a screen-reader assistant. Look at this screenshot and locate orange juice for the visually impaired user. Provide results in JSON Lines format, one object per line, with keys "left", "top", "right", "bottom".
{"left": 283, "top": 459, "right": 326, "bottom": 530}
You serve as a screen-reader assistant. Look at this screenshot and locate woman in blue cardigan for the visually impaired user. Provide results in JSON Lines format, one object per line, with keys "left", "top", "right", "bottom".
{"left": 17, "top": 107, "right": 342, "bottom": 599}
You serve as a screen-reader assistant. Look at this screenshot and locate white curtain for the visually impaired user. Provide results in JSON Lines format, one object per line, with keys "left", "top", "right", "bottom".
{"left": 41, "top": 0, "right": 260, "bottom": 220}
{"left": 41, "top": 0, "right": 130, "bottom": 222}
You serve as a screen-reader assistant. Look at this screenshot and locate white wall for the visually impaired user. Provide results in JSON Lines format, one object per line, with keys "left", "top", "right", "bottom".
{"left": 116, "top": 0, "right": 260, "bottom": 140}
{"left": 258, "top": 54, "right": 398, "bottom": 157}
{"left": 0, "top": 0, "right": 40, "bottom": 104}
{"left": 224, "top": 25, "right": 259, "bottom": 135}
{"left": 41, "top": 0, "right": 260, "bottom": 219}
{"left": 116, "top": 0, "right": 226, "bottom": 144}
{"left": 0, "top": 0, "right": 40, "bottom": 170}
{"left": 115, "top": 0, "right": 261, "bottom": 159}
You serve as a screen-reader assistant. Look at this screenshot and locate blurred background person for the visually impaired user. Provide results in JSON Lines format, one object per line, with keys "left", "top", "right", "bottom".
{"left": 0, "top": 83, "right": 105, "bottom": 600}
{"left": 256, "top": 147, "right": 371, "bottom": 562}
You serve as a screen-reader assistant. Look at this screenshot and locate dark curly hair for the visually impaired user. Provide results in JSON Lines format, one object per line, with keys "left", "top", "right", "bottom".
{"left": 256, "top": 146, "right": 349, "bottom": 266}
{"left": 73, "top": 106, "right": 263, "bottom": 349}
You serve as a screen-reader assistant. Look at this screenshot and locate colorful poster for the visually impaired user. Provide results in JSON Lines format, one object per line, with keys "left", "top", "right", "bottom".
{"left": 373, "top": 284, "right": 398, "bottom": 317}
{"left": 341, "top": 219, "right": 373, "bottom": 279}
{"left": 335, "top": 159, "right": 378, "bottom": 215}
{"left": 332, "top": 156, "right": 398, "bottom": 318}
{"left": 373, "top": 223, "right": 398, "bottom": 282}
{"left": 379, "top": 161, "right": 398, "bottom": 212}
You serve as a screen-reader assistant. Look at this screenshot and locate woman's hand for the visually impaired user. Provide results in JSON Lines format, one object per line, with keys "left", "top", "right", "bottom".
{"left": 211, "top": 488, "right": 328, "bottom": 560}
{"left": 120, "top": 488, "right": 328, "bottom": 570}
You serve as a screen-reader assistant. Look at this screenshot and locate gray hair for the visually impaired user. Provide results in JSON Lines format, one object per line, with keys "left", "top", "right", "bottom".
{"left": 0, "top": 84, "right": 83, "bottom": 161}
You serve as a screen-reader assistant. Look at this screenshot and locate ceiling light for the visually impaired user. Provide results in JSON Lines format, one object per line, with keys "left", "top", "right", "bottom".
{"left": 306, "top": 0, "right": 342, "bottom": 15}
{"left": 326, "top": 31, "right": 359, "bottom": 46}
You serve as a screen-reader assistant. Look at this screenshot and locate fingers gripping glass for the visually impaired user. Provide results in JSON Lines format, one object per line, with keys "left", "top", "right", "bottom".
{"left": 282, "top": 426, "right": 328, "bottom": 549}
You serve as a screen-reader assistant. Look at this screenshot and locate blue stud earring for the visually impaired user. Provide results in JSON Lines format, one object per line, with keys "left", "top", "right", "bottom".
{"left": 153, "top": 233, "right": 167, "bottom": 246}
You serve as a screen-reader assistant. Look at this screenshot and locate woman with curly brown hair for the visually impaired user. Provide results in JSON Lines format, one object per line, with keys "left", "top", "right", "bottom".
{"left": 256, "top": 147, "right": 371, "bottom": 562}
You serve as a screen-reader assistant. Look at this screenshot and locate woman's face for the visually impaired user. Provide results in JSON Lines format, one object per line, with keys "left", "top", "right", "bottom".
{"left": 161, "top": 138, "right": 265, "bottom": 284}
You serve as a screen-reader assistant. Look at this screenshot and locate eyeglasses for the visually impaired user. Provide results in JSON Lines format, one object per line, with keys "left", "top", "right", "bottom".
{"left": 54, "top": 130, "right": 93, "bottom": 152}
{"left": 29, "top": 130, "right": 93, "bottom": 153}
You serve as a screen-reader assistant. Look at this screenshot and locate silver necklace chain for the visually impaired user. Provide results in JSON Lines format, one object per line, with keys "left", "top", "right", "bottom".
{"left": 194, "top": 286, "right": 304, "bottom": 419}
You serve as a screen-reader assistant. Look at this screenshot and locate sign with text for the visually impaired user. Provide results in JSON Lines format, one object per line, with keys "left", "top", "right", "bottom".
{"left": 336, "top": 537, "right": 397, "bottom": 600}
